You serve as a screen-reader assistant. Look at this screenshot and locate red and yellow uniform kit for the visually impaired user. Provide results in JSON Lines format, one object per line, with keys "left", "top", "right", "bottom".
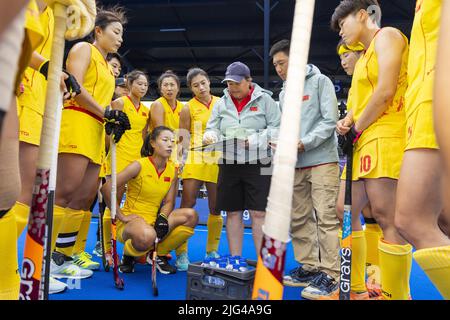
{"left": 105, "top": 96, "right": 149, "bottom": 174}
{"left": 341, "top": 28, "right": 412, "bottom": 300}
{"left": 0, "top": 0, "right": 45, "bottom": 300}
{"left": 405, "top": 0, "right": 440, "bottom": 150}
{"left": 150, "top": 96, "right": 183, "bottom": 132}
{"left": 13, "top": 2, "right": 52, "bottom": 239}
{"left": 54, "top": 43, "right": 114, "bottom": 258}
{"left": 181, "top": 96, "right": 220, "bottom": 183}
{"left": 150, "top": 96, "right": 183, "bottom": 167}
{"left": 59, "top": 43, "right": 115, "bottom": 165}
{"left": 117, "top": 158, "right": 194, "bottom": 258}
{"left": 17, "top": 6, "right": 53, "bottom": 146}
{"left": 407, "top": 0, "right": 450, "bottom": 300}
{"left": 102, "top": 96, "right": 149, "bottom": 253}
{"left": 345, "top": 29, "right": 409, "bottom": 181}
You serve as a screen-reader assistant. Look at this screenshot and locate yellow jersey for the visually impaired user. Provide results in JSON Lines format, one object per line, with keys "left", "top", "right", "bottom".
{"left": 121, "top": 157, "right": 176, "bottom": 222}
{"left": 64, "top": 42, "right": 115, "bottom": 118}
{"left": 19, "top": 6, "right": 54, "bottom": 115}
{"left": 187, "top": 96, "right": 219, "bottom": 150}
{"left": 116, "top": 96, "right": 149, "bottom": 161}
{"left": 405, "top": 0, "right": 441, "bottom": 117}
{"left": 151, "top": 96, "right": 183, "bottom": 131}
{"left": 105, "top": 96, "right": 150, "bottom": 173}
{"left": 349, "top": 28, "right": 409, "bottom": 145}
{"left": 16, "top": 0, "right": 44, "bottom": 91}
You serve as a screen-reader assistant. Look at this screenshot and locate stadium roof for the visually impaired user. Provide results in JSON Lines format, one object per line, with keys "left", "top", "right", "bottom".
{"left": 96, "top": 0, "right": 415, "bottom": 100}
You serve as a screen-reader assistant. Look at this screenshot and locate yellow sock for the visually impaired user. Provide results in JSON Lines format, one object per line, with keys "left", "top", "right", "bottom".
{"left": 102, "top": 208, "right": 112, "bottom": 253}
{"left": 10, "top": 201, "right": 29, "bottom": 238}
{"left": 0, "top": 211, "right": 20, "bottom": 300}
{"left": 378, "top": 239, "right": 412, "bottom": 300}
{"left": 55, "top": 208, "right": 84, "bottom": 257}
{"left": 365, "top": 223, "right": 383, "bottom": 286}
{"left": 338, "top": 229, "right": 367, "bottom": 292}
{"left": 175, "top": 240, "right": 188, "bottom": 256}
{"left": 51, "top": 205, "right": 67, "bottom": 253}
{"left": 365, "top": 222, "right": 382, "bottom": 266}
{"left": 124, "top": 239, "right": 149, "bottom": 257}
{"left": 158, "top": 225, "right": 195, "bottom": 256}
{"left": 206, "top": 214, "right": 223, "bottom": 253}
{"left": 72, "top": 210, "right": 92, "bottom": 255}
{"left": 413, "top": 245, "right": 450, "bottom": 299}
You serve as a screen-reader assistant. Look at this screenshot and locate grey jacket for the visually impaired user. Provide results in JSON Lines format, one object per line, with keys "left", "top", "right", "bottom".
{"left": 280, "top": 64, "right": 339, "bottom": 168}
{"left": 205, "top": 83, "right": 281, "bottom": 163}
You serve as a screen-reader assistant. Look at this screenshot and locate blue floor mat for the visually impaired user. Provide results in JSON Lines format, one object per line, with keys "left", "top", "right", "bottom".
{"left": 17, "top": 219, "right": 443, "bottom": 300}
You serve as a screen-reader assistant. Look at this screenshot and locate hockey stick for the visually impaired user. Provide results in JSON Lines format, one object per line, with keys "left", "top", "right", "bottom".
{"left": 151, "top": 238, "right": 159, "bottom": 296}
{"left": 97, "top": 181, "right": 110, "bottom": 272}
{"left": 189, "top": 138, "right": 242, "bottom": 152}
{"left": 19, "top": 3, "right": 68, "bottom": 300}
{"left": 252, "top": 0, "right": 315, "bottom": 300}
{"left": 339, "top": 146, "right": 353, "bottom": 300}
{"left": 41, "top": 93, "right": 63, "bottom": 300}
{"left": 110, "top": 136, "right": 124, "bottom": 290}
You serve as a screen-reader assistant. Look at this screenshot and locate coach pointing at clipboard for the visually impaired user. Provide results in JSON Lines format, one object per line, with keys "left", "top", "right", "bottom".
{"left": 202, "top": 61, "right": 281, "bottom": 257}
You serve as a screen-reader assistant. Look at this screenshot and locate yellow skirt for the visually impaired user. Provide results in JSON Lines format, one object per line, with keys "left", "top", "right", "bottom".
{"left": 181, "top": 151, "right": 219, "bottom": 183}
{"left": 341, "top": 137, "right": 405, "bottom": 181}
{"left": 58, "top": 108, "right": 105, "bottom": 165}
{"left": 17, "top": 104, "right": 43, "bottom": 146}
{"left": 405, "top": 102, "right": 439, "bottom": 150}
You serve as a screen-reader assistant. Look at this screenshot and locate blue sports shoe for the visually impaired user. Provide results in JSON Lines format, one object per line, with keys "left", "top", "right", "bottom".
{"left": 175, "top": 252, "right": 190, "bottom": 271}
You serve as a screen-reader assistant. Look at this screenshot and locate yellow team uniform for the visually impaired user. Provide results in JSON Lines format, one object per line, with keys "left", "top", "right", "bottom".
{"left": 59, "top": 43, "right": 115, "bottom": 164}
{"left": 0, "top": 0, "right": 45, "bottom": 300}
{"left": 150, "top": 96, "right": 183, "bottom": 166}
{"left": 17, "top": 6, "right": 53, "bottom": 146}
{"left": 181, "top": 96, "right": 220, "bottom": 183}
{"left": 117, "top": 157, "right": 176, "bottom": 243}
{"left": 105, "top": 96, "right": 150, "bottom": 174}
{"left": 408, "top": 0, "right": 450, "bottom": 301}
{"left": 405, "top": 0, "right": 441, "bottom": 150}
{"left": 15, "top": 0, "right": 44, "bottom": 91}
{"left": 344, "top": 28, "right": 409, "bottom": 181}
{"left": 150, "top": 96, "right": 183, "bottom": 131}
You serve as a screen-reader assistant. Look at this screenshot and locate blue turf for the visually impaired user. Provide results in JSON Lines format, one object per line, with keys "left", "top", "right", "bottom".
{"left": 17, "top": 217, "right": 443, "bottom": 300}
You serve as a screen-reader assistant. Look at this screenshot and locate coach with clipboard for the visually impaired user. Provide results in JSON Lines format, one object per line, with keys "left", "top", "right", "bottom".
{"left": 202, "top": 61, "right": 281, "bottom": 257}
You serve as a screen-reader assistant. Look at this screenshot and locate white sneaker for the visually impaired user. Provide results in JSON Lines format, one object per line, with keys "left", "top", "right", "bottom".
{"left": 50, "top": 260, "right": 93, "bottom": 279}
{"left": 49, "top": 276, "right": 68, "bottom": 294}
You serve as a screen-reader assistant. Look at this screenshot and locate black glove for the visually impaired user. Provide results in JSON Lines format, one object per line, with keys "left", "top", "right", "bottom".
{"left": 38, "top": 60, "right": 49, "bottom": 79}
{"left": 104, "top": 107, "right": 131, "bottom": 143}
{"left": 339, "top": 125, "right": 363, "bottom": 155}
{"left": 63, "top": 69, "right": 81, "bottom": 96}
{"left": 154, "top": 213, "right": 169, "bottom": 240}
{"left": 112, "top": 125, "right": 126, "bottom": 143}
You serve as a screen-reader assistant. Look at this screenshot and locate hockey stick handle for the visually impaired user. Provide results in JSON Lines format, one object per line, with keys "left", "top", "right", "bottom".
{"left": 344, "top": 148, "right": 353, "bottom": 205}
{"left": 37, "top": 3, "right": 66, "bottom": 170}
{"left": 110, "top": 136, "right": 117, "bottom": 220}
{"left": 264, "top": 0, "right": 316, "bottom": 243}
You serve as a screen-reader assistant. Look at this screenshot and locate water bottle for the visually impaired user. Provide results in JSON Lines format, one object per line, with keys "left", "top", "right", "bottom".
{"left": 238, "top": 261, "right": 248, "bottom": 272}
{"left": 230, "top": 255, "right": 240, "bottom": 264}
{"left": 232, "top": 262, "right": 241, "bottom": 272}
{"left": 217, "top": 261, "right": 227, "bottom": 270}
{"left": 201, "top": 257, "right": 211, "bottom": 267}
{"left": 209, "top": 258, "right": 218, "bottom": 268}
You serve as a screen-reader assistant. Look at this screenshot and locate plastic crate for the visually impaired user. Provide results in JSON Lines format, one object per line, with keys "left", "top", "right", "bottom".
{"left": 186, "top": 260, "right": 257, "bottom": 300}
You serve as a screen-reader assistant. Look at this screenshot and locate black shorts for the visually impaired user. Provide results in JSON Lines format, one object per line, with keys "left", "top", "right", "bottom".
{"left": 216, "top": 162, "right": 272, "bottom": 212}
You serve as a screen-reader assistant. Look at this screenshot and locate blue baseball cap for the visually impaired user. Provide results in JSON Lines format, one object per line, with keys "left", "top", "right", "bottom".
{"left": 222, "top": 61, "right": 251, "bottom": 83}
